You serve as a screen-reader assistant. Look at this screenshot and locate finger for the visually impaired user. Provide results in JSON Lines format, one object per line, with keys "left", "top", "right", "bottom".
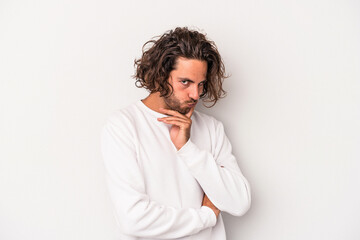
{"left": 158, "top": 115, "right": 189, "bottom": 121}
{"left": 158, "top": 117, "right": 188, "bottom": 124}
{"left": 157, "top": 119, "right": 188, "bottom": 128}
{"left": 159, "top": 108, "right": 188, "bottom": 120}
{"left": 158, "top": 117, "right": 189, "bottom": 124}
{"left": 186, "top": 107, "right": 195, "bottom": 118}
{"left": 202, "top": 194, "right": 206, "bottom": 205}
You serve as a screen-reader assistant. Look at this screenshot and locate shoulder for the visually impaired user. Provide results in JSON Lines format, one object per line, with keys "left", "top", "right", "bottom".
{"left": 192, "top": 110, "right": 223, "bottom": 128}
{"left": 106, "top": 102, "right": 139, "bottom": 125}
{"left": 100, "top": 104, "right": 139, "bottom": 157}
{"left": 102, "top": 102, "right": 139, "bottom": 137}
{"left": 192, "top": 110, "right": 226, "bottom": 139}
{"left": 192, "top": 110, "right": 227, "bottom": 151}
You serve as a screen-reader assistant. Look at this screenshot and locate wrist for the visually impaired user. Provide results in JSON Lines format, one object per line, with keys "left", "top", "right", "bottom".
{"left": 175, "top": 138, "right": 190, "bottom": 151}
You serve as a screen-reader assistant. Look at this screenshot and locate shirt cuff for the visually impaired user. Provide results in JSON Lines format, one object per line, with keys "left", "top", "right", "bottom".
{"left": 198, "top": 206, "right": 217, "bottom": 228}
{"left": 177, "top": 139, "right": 198, "bottom": 155}
{"left": 177, "top": 139, "right": 208, "bottom": 175}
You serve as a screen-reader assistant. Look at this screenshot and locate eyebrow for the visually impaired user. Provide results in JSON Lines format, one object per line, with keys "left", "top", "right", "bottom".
{"left": 178, "top": 77, "right": 207, "bottom": 83}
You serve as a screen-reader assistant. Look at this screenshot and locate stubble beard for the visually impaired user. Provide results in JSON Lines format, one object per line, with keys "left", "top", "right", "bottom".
{"left": 163, "top": 94, "right": 192, "bottom": 115}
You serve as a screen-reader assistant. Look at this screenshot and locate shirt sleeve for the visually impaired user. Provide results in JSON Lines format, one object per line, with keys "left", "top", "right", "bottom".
{"left": 100, "top": 116, "right": 217, "bottom": 239}
{"left": 177, "top": 118, "right": 251, "bottom": 216}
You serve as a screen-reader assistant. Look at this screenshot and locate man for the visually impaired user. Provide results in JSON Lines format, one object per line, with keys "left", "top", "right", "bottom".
{"left": 101, "top": 27, "right": 251, "bottom": 240}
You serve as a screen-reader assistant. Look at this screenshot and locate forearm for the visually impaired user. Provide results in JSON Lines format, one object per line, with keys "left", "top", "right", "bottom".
{"left": 177, "top": 140, "right": 251, "bottom": 216}
{"left": 106, "top": 175, "right": 216, "bottom": 238}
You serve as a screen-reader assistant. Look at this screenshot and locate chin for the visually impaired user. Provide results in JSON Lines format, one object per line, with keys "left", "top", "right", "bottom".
{"left": 179, "top": 107, "right": 191, "bottom": 115}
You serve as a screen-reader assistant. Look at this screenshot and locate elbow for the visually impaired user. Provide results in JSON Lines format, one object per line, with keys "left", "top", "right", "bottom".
{"left": 119, "top": 202, "right": 163, "bottom": 238}
{"left": 234, "top": 178, "right": 252, "bottom": 216}
{"left": 120, "top": 211, "right": 151, "bottom": 237}
{"left": 122, "top": 226, "right": 144, "bottom": 237}
{"left": 121, "top": 217, "right": 148, "bottom": 237}
{"left": 118, "top": 215, "right": 138, "bottom": 236}
{"left": 226, "top": 185, "right": 252, "bottom": 216}
{"left": 116, "top": 206, "right": 148, "bottom": 237}
{"left": 231, "top": 195, "right": 251, "bottom": 216}
{"left": 218, "top": 192, "right": 251, "bottom": 216}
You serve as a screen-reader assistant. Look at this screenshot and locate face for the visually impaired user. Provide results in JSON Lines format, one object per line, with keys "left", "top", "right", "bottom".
{"left": 163, "top": 57, "right": 208, "bottom": 114}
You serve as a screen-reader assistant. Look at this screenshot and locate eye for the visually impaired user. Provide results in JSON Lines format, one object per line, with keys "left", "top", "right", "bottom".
{"left": 181, "top": 80, "right": 189, "bottom": 85}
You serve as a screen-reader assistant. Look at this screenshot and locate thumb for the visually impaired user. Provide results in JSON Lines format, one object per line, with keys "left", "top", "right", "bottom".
{"left": 186, "top": 107, "right": 195, "bottom": 118}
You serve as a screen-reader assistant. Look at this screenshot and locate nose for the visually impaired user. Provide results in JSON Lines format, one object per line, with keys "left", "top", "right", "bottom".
{"left": 189, "top": 85, "right": 200, "bottom": 101}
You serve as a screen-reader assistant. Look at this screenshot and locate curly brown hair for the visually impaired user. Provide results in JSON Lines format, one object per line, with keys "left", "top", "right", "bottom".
{"left": 133, "top": 27, "right": 227, "bottom": 107}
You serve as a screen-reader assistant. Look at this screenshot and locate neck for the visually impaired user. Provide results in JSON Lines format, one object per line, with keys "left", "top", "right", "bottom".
{"left": 142, "top": 92, "right": 168, "bottom": 113}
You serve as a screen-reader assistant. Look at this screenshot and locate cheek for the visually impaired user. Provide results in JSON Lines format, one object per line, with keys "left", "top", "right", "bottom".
{"left": 174, "top": 83, "right": 186, "bottom": 91}
{"left": 173, "top": 86, "right": 186, "bottom": 97}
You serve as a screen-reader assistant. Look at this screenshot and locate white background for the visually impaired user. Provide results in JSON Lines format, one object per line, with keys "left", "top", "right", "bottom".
{"left": 1, "top": 0, "right": 359, "bottom": 239}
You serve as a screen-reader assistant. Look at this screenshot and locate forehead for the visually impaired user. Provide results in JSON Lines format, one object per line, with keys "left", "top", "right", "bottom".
{"left": 172, "top": 57, "right": 207, "bottom": 80}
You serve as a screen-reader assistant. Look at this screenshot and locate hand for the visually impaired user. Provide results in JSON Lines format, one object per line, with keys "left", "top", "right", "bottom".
{"left": 157, "top": 107, "right": 194, "bottom": 150}
{"left": 202, "top": 193, "right": 220, "bottom": 218}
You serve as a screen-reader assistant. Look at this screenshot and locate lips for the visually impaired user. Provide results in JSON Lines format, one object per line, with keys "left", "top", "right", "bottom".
{"left": 187, "top": 102, "right": 197, "bottom": 107}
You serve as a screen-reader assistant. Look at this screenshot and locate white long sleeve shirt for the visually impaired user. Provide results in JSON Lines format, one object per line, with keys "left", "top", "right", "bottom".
{"left": 101, "top": 100, "right": 251, "bottom": 240}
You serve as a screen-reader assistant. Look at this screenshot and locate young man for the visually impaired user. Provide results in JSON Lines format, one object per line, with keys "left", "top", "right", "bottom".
{"left": 101, "top": 27, "right": 251, "bottom": 240}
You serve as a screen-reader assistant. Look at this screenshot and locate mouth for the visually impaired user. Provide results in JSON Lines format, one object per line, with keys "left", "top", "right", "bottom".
{"left": 187, "top": 102, "right": 197, "bottom": 108}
